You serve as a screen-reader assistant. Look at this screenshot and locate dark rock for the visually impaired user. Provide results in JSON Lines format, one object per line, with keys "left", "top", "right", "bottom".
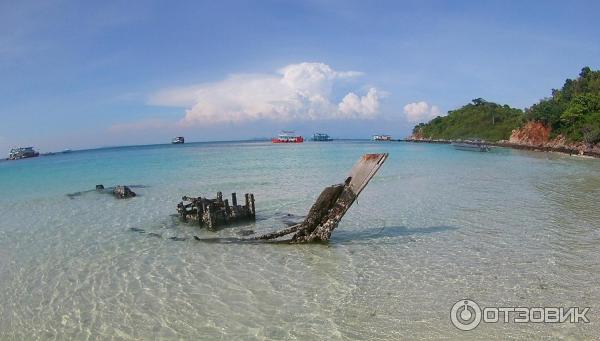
{"left": 169, "top": 236, "right": 187, "bottom": 241}
{"left": 129, "top": 227, "right": 145, "bottom": 233}
{"left": 237, "top": 229, "right": 255, "bottom": 236}
{"left": 113, "top": 185, "right": 136, "bottom": 199}
{"left": 67, "top": 192, "right": 82, "bottom": 199}
{"left": 96, "top": 184, "right": 104, "bottom": 191}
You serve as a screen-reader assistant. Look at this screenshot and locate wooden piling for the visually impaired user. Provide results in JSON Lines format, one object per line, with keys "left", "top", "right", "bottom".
{"left": 244, "top": 193, "right": 250, "bottom": 215}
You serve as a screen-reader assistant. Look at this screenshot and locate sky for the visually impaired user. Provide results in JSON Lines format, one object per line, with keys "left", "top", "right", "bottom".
{"left": 1, "top": 0, "right": 599, "bottom": 155}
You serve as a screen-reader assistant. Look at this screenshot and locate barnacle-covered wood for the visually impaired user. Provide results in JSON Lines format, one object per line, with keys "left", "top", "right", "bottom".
{"left": 253, "top": 153, "right": 388, "bottom": 243}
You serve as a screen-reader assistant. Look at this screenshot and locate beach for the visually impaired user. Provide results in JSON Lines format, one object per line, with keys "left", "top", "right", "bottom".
{"left": 1, "top": 140, "right": 599, "bottom": 339}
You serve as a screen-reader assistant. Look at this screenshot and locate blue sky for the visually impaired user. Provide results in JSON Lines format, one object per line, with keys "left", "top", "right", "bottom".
{"left": 1, "top": 0, "right": 599, "bottom": 154}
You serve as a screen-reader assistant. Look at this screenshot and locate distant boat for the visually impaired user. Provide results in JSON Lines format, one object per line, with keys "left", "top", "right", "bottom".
{"left": 172, "top": 137, "right": 185, "bottom": 144}
{"left": 311, "top": 133, "right": 333, "bottom": 141}
{"left": 272, "top": 131, "right": 304, "bottom": 143}
{"left": 452, "top": 141, "right": 490, "bottom": 152}
{"left": 8, "top": 147, "right": 39, "bottom": 160}
{"left": 372, "top": 134, "right": 392, "bottom": 141}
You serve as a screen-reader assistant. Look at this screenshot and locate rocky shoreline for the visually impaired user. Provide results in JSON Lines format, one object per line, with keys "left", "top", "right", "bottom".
{"left": 403, "top": 121, "right": 600, "bottom": 159}
{"left": 400, "top": 138, "right": 600, "bottom": 159}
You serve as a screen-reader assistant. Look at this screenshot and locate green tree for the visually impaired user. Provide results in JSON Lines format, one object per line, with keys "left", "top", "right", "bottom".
{"left": 472, "top": 98, "right": 486, "bottom": 106}
{"left": 526, "top": 66, "right": 600, "bottom": 142}
{"left": 412, "top": 100, "right": 524, "bottom": 141}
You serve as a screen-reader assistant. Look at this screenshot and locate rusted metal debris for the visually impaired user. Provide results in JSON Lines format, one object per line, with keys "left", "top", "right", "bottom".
{"left": 177, "top": 192, "right": 256, "bottom": 230}
{"left": 253, "top": 153, "right": 388, "bottom": 243}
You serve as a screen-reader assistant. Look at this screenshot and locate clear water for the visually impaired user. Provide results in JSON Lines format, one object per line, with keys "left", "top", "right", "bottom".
{"left": 1, "top": 141, "right": 599, "bottom": 339}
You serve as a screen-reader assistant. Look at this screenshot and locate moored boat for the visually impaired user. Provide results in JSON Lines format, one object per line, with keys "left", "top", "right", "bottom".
{"left": 311, "top": 133, "right": 333, "bottom": 141}
{"left": 452, "top": 141, "right": 490, "bottom": 152}
{"left": 172, "top": 136, "right": 185, "bottom": 144}
{"left": 272, "top": 131, "right": 304, "bottom": 143}
{"left": 8, "top": 147, "right": 39, "bottom": 160}
{"left": 372, "top": 134, "right": 392, "bottom": 141}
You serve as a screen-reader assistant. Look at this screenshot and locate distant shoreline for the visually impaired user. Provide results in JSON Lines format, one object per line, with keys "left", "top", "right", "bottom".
{"left": 5, "top": 138, "right": 599, "bottom": 162}
{"left": 400, "top": 139, "right": 600, "bottom": 159}
{"left": 2, "top": 138, "right": 377, "bottom": 160}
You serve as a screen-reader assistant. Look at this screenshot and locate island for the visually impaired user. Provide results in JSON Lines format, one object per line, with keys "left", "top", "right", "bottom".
{"left": 408, "top": 67, "right": 600, "bottom": 157}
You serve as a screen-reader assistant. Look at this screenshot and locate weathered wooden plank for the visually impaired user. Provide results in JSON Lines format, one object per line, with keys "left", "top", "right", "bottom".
{"left": 347, "top": 153, "right": 389, "bottom": 196}
{"left": 253, "top": 153, "right": 388, "bottom": 242}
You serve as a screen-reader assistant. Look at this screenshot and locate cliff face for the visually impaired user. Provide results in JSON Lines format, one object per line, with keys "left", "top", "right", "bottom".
{"left": 409, "top": 131, "right": 425, "bottom": 140}
{"left": 507, "top": 121, "right": 600, "bottom": 156}
{"left": 508, "top": 121, "right": 550, "bottom": 146}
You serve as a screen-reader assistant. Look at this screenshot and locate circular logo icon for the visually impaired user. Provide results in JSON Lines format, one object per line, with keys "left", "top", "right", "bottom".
{"left": 450, "top": 299, "right": 482, "bottom": 331}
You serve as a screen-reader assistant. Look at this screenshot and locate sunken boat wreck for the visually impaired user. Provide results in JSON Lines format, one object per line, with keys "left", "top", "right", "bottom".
{"left": 177, "top": 192, "right": 256, "bottom": 230}
{"left": 186, "top": 153, "right": 389, "bottom": 243}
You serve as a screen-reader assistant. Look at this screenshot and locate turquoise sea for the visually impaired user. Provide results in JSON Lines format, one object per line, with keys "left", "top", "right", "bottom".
{"left": 1, "top": 140, "right": 599, "bottom": 339}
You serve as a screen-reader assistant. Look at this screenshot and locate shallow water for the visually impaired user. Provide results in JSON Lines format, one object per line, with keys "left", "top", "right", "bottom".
{"left": 1, "top": 141, "right": 599, "bottom": 339}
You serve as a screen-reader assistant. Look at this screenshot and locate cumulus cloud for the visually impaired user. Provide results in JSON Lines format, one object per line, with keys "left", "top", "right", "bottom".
{"left": 403, "top": 101, "right": 442, "bottom": 123}
{"left": 149, "top": 62, "right": 381, "bottom": 126}
{"left": 338, "top": 88, "right": 380, "bottom": 118}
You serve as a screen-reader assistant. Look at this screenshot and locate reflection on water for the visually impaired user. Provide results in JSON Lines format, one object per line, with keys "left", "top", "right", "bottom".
{"left": 0, "top": 141, "right": 599, "bottom": 339}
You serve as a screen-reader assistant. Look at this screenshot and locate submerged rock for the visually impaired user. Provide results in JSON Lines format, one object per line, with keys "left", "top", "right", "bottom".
{"left": 237, "top": 229, "right": 255, "bottom": 236}
{"left": 96, "top": 184, "right": 105, "bottom": 191}
{"left": 113, "top": 185, "right": 136, "bottom": 199}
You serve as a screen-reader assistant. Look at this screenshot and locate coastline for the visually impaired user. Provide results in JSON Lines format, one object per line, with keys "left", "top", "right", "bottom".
{"left": 400, "top": 138, "right": 600, "bottom": 159}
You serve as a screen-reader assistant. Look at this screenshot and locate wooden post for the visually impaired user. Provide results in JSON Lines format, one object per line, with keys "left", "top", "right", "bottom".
{"left": 217, "top": 191, "right": 223, "bottom": 204}
{"left": 250, "top": 194, "right": 255, "bottom": 217}
{"left": 231, "top": 192, "right": 237, "bottom": 207}
{"left": 206, "top": 204, "right": 214, "bottom": 230}
{"left": 244, "top": 193, "right": 250, "bottom": 215}
{"left": 223, "top": 199, "right": 230, "bottom": 223}
{"left": 201, "top": 198, "right": 207, "bottom": 216}
{"left": 196, "top": 198, "right": 204, "bottom": 226}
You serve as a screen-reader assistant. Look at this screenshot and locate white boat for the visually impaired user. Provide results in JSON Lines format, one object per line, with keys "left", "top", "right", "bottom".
{"left": 272, "top": 131, "right": 304, "bottom": 143}
{"left": 8, "top": 147, "right": 39, "bottom": 160}
{"left": 372, "top": 134, "right": 392, "bottom": 141}
{"left": 172, "top": 137, "right": 185, "bottom": 144}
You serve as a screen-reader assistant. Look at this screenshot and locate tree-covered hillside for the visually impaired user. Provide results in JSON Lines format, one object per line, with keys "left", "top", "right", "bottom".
{"left": 412, "top": 67, "right": 600, "bottom": 144}
{"left": 412, "top": 99, "right": 524, "bottom": 141}
{"left": 526, "top": 67, "right": 600, "bottom": 144}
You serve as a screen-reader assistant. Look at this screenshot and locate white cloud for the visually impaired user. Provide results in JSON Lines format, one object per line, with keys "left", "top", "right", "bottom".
{"left": 149, "top": 62, "right": 381, "bottom": 126}
{"left": 338, "top": 88, "right": 380, "bottom": 118}
{"left": 403, "top": 101, "right": 443, "bottom": 123}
